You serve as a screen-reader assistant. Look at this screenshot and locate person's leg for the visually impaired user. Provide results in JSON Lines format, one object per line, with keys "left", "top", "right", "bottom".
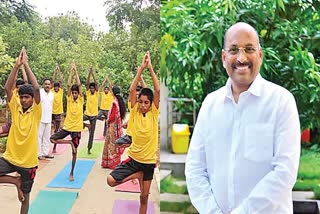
{"left": 87, "top": 116, "right": 97, "bottom": 153}
{"left": 103, "top": 110, "right": 109, "bottom": 136}
{"left": 43, "top": 123, "right": 53, "bottom": 158}
{"left": 20, "top": 193, "right": 30, "bottom": 214}
{"left": 37, "top": 122, "right": 45, "bottom": 159}
{"left": 83, "top": 114, "right": 91, "bottom": 130}
{"left": 18, "top": 166, "right": 37, "bottom": 214}
{"left": 50, "top": 129, "right": 73, "bottom": 151}
{"left": 0, "top": 158, "right": 24, "bottom": 201}
{"left": 52, "top": 114, "right": 61, "bottom": 153}
{"left": 139, "top": 180, "right": 152, "bottom": 214}
{"left": 69, "top": 133, "right": 81, "bottom": 181}
{"left": 0, "top": 175, "right": 24, "bottom": 201}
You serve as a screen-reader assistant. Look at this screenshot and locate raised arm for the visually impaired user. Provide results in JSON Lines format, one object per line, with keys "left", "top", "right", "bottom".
{"left": 52, "top": 64, "right": 58, "bottom": 88}
{"left": 67, "top": 64, "right": 74, "bottom": 96}
{"left": 91, "top": 67, "right": 98, "bottom": 91}
{"left": 74, "top": 65, "right": 82, "bottom": 96}
{"left": 129, "top": 53, "right": 147, "bottom": 107}
{"left": 23, "top": 48, "right": 40, "bottom": 104}
{"left": 139, "top": 75, "right": 147, "bottom": 88}
{"left": 5, "top": 49, "right": 23, "bottom": 101}
{"left": 86, "top": 68, "right": 91, "bottom": 90}
{"left": 100, "top": 75, "right": 108, "bottom": 92}
{"left": 58, "top": 65, "right": 63, "bottom": 88}
{"left": 21, "top": 65, "right": 28, "bottom": 84}
{"left": 146, "top": 51, "right": 160, "bottom": 109}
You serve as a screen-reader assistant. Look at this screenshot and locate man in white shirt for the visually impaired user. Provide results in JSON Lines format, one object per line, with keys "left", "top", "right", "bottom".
{"left": 185, "top": 22, "right": 300, "bottom": 214}
{"left": 38, "top": 78, "right": 54, "bottom": 159}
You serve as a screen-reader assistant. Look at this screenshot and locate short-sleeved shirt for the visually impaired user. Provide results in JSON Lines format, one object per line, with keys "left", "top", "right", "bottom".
{"left": 3, "top": 98, "right": 41, "bottom": 168}
{"left": 100, "top": 91, "right": 114, "bottom": 111}
{"left": 63, "top": 95, "right": 84, "bottom": 132}
{"left": 127, "top": 103, "right": 159, "bottom": 164}
{"left": 85, "top": 90, "right": 99, "bottom": 116}
{"left": 12, "top": 88, "right": 20, "bottom": 105}
{"left": 51, "top": 88, "right": 64, "bottom": 114}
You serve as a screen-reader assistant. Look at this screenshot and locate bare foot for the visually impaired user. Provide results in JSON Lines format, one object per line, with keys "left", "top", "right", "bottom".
{"left": 69, "top": 174, "right": 74, "bottom": 181}
{"left": 16, "top": 176, "right": 25, "bottom": 202}
{"left": 52, "top": 149, "right": 57, "bottom": 153}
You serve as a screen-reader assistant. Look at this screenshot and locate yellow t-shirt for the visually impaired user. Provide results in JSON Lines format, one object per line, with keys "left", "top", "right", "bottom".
{"left": 126, "top": 101, "right": 132, "bottom": 136}
{"left": 13, "top": 88, "right": 20, "bottom": 105}
{"left": 63, "top": 95, "right": 84, "bottom": 132}
{"left": 4, "top": 99, "right": 41, "bottom": 168}
{"left": 127, "top": 103, "right": 159, "bottom": 164}
{"left": 85, "top": 90, "right": 99, "bottom": 116}
{"left": 100, "top": 92, "right": 114, "bottom": 110}
{"left": 51, "top": 88, "right": 64, "bottom": 114}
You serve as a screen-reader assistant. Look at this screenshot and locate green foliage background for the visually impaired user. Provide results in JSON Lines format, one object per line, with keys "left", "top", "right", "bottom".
{"left": 161, "top": 0, "right": 320, "bottom": 130}
{"left": 0, "top": 0, "right": 160, "bottom": 100}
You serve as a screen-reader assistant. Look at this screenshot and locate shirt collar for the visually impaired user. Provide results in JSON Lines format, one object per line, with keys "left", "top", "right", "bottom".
{"left": 225, "top": 73, "right": 263, "bottom": 99}
{"left": 18, "top": 102, "right": 34, "bottom": 114}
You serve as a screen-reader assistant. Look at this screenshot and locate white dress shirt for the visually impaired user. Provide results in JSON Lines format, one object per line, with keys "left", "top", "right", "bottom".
{"left": 185, "top": 74, "right": 300, "bottom": 214}
{"left": 40, "top": 88, "right": 54, "bottom": 123}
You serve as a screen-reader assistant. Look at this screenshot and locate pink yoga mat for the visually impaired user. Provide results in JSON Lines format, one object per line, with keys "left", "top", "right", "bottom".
{"left": 112, "top": 200, "right": 155, "bottom": 214}
{"left": 49, "top": 143, "right": 68, "bottom": 155}
{"left": 115, "top": 180, "right": 141, "bottom": 193}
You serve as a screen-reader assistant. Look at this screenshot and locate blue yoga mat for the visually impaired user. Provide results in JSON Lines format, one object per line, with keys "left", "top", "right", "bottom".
{"left": 29, "top": 190, "right": 78, "bottom": 214}
{"left": 47, "top": 159, "right": 95, "bottom": 189}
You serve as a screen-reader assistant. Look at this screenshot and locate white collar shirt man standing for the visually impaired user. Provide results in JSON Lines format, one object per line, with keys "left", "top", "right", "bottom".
{"left": 185, "top": 22, "right": 300, "bottom": 214}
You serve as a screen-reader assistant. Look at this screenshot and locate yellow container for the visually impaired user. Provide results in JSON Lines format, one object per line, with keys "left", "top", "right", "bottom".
{"left": 171, "top": 124, "right": 190, "bottom": 154}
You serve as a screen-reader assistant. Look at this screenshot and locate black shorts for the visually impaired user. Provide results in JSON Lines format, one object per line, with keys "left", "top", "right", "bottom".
{"left": 50, "top": 129, "right": 81, "bottom": 148}
{"left": 110, "top": 157, "right": 155, "bottom": 183}
{"left": 0, "top": 157, "right": 37, "bottom": 194}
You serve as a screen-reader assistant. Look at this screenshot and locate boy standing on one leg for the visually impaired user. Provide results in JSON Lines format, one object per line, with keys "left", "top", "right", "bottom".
{"left": 51, "top": 64, "right": 64, "bottom": 153}
{"left": 50, "top": 63, "right": 83, "bottom": 181}
{"left": 0, "top": 48, "right": 41, "bottom": 214}
{"left": 107, "top": 51, "right": 160, "bottom": 214}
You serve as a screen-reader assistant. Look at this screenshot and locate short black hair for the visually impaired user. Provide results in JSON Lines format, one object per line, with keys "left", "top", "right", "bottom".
{"left": 89, "top": 82, "right": 96, "bottom": 88}
{"left": 16, "top": 79, "right": 24, "bottom": 87}
{"left": 71, "top": 84, "right": 79, "bottom": 93}
{"left": 54, "top": 82, "right": 60, "bottom": 87}
{"left": 42, "top": 78, "right": 51, "bottom": 84}
{"left": 139, "top": 88, "right": 153, "bottom": 103}
{"left": 18, "top": 84, "right": 34, "bottom": 97}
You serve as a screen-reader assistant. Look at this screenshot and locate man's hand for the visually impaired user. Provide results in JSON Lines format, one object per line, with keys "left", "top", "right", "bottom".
{"left": 140, "top": 52, "right": 148, "bottom": 69}
{"left": 146, "top": 51, "right": 152, "bottom": 70}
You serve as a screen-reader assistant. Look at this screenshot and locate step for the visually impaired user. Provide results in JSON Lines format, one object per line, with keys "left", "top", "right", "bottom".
{"left": 160, "top": 169, "right": 172, "bottom": 181}
{"left": 160, "top": 193, "right": 190, "bottom": 203}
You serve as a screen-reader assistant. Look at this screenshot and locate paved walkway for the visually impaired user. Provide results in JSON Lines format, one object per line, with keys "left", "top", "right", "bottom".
{"left": 0, "top": 120, "right": 160, "bottom": 213}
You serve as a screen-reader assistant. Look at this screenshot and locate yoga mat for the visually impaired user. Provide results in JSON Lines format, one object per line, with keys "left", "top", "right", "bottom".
{"left": 115, "top": 180, "right": 141, "bottom": 193}
{"left": 49, "top": 143, "right": 68, "bottom": 155}
{"left": 112, "top": 199, "right": 155, "bottom": 214}
{"left": 29, "top": 190, "right": 78, "bottom": 214}
{"left": 47, "top": 160, "right": 95, "bottom": 189}
{"left": 77, "top": 142, "right": 104, "bottom": 159}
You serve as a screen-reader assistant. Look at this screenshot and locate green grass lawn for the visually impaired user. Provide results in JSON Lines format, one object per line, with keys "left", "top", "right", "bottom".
{"left": 293, "top": 148, "right": 320, "bottom": 198}
{"left": 160, "top": 176, "right": 188, "bottom": 194}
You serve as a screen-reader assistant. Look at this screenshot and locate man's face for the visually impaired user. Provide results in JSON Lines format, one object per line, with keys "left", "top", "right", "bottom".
{"left": 43, "top": 80, "right": 51, "bottom": 92}
{"left": 138, "top": 95, "right": 151, "bottom": 114}
{"left": 72, "top": 90, "right": 79, "bottom": 100}
{"left": 20, "top": 94, "right": 33, "bottom": 110}
{"left": 104, "top": 87, "right": 109, "bottom": 94}
{"left": 89, "top": 86, "right": 95, "bottom": 94}
{"left": 222, "top": 24, "right": 263, "bottom": 89}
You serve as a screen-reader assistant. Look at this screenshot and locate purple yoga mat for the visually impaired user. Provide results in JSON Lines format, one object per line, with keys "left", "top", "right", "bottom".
{"left": 112, "top": 199, "right": 155, "bottom": 214}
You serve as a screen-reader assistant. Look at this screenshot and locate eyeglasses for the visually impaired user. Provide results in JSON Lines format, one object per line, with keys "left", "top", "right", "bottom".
{"left": 223, "top": 46, "right": 258, "bottom": 55}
